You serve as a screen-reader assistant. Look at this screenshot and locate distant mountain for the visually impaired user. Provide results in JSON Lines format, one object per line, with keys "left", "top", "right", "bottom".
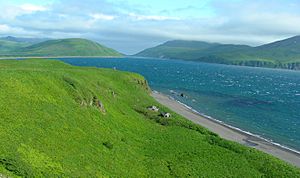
{"left": 258, "top": 35, "right": 300, "bottom": 49}
{"left": 0, "top": 38, "right": 122, "bottom": 57}
{"left": 136, "top": 36, "right": 300, "bottom": 70}
{"left": 138, "top": 40, "right": 251, "bottom": 60}
{"left": 0, "top": 39, "right": 29, "bottom": 53}
{"left": 0, "top": 36, "right": 49, "bottom": 44}
{"left": 251, "top": 36, "right": 300, "bottom": 63}
{"left": 0, "top": 36, "right": 49, "bottom": 55}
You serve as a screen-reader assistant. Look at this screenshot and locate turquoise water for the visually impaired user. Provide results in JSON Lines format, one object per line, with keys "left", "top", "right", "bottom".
{"left": 56, "top": 57, "right": 300, "bottom": 151}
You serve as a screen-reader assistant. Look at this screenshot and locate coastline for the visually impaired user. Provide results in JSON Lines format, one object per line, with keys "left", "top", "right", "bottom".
{"left": 0, "top": 56, "right": 124, "bottom": 60}
{"left": 151, "top": 91, "right": 300, "bottom": 167}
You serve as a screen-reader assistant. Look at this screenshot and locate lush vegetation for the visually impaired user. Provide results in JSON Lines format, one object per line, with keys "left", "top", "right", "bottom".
{"left": 0, "top": 37, "right": 122, "bottom": 57}
{"left": 0, "top": 59, "right": 299, "bottom": 177}
{"left": 136, "top": 36, "right": 300, "bottom": 70}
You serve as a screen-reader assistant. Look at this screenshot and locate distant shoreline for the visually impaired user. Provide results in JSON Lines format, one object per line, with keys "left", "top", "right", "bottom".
{"left": 0, "top": 56, "right": 124, "bottom": 60}
{"left": 152, "top": 91, "right": 300, "bottom": 167}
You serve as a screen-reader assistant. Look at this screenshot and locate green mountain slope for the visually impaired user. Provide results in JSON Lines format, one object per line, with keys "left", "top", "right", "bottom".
{"left": 136, "top": 36, "right": 300, "bottom": 70}
{"left": 252, "top": 36, "right": 300, "bottom": 62}
{"left": 0, "top": 40, "right": 31, "bottom": 54}
{"left": 0, "top": 38, "right": 122, "bottom": 57}
{"left": 0, "top": 36, "right": 48, "bottom": 54}
{"left": 0, "top": 59, "right": 299, "bottom": 177}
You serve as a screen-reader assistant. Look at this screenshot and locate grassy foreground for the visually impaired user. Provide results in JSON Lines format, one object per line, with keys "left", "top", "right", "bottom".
{"left": 0, "top": 59, "right": 299, "bottom": 177}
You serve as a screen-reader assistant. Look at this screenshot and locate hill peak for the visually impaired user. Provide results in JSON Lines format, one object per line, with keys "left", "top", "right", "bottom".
{"left": 258, "top": 35, "right": 300, "bottom": 49}
{"left": 162, "top": 40, "right": 218, "bottom": 49}
{"left": 0, "top": 38, "right": 122, "bottom": 57}
{"left": 287, "top": 35, "right": 300, "bottom": 40}
{"left": 2, "top": 36, "right": 17, "bottom": 41}
{"left": 54, "top": 38, "right": 93, "bottom": 41}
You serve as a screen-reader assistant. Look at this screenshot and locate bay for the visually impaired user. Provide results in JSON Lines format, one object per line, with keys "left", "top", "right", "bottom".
{"left": 55, "top": 57, "right": 300, "bottom": 151}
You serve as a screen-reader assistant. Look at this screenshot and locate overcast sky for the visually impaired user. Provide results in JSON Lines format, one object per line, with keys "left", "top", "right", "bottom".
{"left": 0, "top": 0, "right": 300, "bottom": 54}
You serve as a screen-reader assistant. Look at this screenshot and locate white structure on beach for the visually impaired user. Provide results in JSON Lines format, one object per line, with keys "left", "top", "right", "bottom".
{"left": 147, "top": 106, "right": 159, "bottom": 112}
{"left": 162, "top": 112, "right": 171, "bottom": 118}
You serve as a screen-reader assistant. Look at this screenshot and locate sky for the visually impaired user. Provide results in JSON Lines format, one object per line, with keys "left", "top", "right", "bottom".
{"left": 0, "top": 0, "right": 300, "bottom": 54}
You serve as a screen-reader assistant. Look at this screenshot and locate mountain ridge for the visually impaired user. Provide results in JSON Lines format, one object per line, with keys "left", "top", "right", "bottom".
{"left": 0, "top": 37, "right": 122, "bottom": 57}
{"left": 136, "top": 36, "right": 300, "bottom": 70}
{"left": 0, "top": 36, "right": 49, "bottom": 44}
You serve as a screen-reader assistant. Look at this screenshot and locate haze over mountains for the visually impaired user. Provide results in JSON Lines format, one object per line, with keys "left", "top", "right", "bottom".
{"left": 136, "top": 35, "right": 300, "bottom": 70}
{"left": 0, "top": 36, "right": 50, "bottom": 44}
{"left": 1, "top": 35, "right": 300, "bottom": 70}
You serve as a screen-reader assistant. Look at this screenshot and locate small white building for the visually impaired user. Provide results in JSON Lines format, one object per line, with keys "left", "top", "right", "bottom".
{"left": 147, "top": 106, "right": 159, "bottom": 112}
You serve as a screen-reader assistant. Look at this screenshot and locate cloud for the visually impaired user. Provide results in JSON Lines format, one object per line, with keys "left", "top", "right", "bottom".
{"left": 0, "top": 24, "right": 39, "bottom": 36}
{"left": 0, "top": 3, "right": 48, "bottom": 20}
{"left": 20, "top": 4, "right": 48, "bottom": 13}
{"left": 0, "top": 24, "right": 11, "bottom": 32}
{"left": 1, "top": 0, "right": 300, "bottom": 54}
{"left": 90, "top": 13, "right": 116, "bottom": 21}
{"left": 208, "top": 0, "right": 300, "bottom": 37}
{"left": 128, "top": 13, "right": 180, "bottom": 21}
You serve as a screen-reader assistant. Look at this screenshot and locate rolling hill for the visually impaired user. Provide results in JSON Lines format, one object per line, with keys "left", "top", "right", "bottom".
{"left": 0, "top": 59, "right": 299, "bottom": 177}
{"left": 136, "top": 36, "right": 300, "bottom": 70}
{"left": 0, "top": 36, "right": 49, "bottom": 54}
{"left": 0, "top": 38, "right": 122, "bottom": 57}
{"left": 0, "top": 39, "right": 30, "bottom": 54}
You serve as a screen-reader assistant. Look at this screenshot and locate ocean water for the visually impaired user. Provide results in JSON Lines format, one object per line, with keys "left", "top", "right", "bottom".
{"left": 55, "top": 57, "right": 300, "bottom": 151}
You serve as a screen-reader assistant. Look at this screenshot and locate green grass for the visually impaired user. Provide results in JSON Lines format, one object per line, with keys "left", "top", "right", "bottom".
{"left": 0, "top": 59, "right": 299, "bottom": 177}
{"left": 0, "top": 38, "right": 122, "bottom": 57}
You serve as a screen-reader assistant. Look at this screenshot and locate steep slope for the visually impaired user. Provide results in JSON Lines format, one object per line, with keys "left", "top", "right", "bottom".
{"left": 136, "top": 36, "right": 300, "bottom": 70}
{"left": 258, "top": 35, "right": 300, "bottom": 50}
{"left": 252, "top": 35, "right": 300, "bottom": 62}
{"left": 0, "top": 38, "right": 122, "bottom": 57}
{"left": 0, "top": 59, "right": 299, "bottom": 177}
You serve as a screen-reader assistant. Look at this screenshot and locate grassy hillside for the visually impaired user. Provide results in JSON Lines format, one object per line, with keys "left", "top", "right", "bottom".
{"left": 137, "top": 40, "right": 251, "bottom": 61}
{"left": 0, "top": 38, "right": 122, "bottom": 57}
{"left": 0, "top": 40, "right": 31, "bottom": 54}
{"left": 0, "top": 36, "right": 48, "bottom": 55}
{"left": 0, "top": 59, "right": 299, "bottom": 177}
{"left": 136, "top": 36, "right": 300, "bottom": 70}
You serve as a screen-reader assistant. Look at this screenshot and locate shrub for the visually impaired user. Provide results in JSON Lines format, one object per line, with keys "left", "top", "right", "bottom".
{"left": 103, "top": 141, "right": 113, "bottom": 149}
{"left": 63, "top": 76, "right": 77, "bottom": 89}
{"left": 205, "top": 135, "right": 244, "bottom": 154}
{"left": 0, "top": 158, "right": 33, "bottom": 177}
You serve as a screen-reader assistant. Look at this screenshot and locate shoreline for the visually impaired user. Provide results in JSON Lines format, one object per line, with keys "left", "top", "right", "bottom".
{"left": 0, "top": 56, "right": 124, "bottom": 60}
{"left": 174, "top": 98, "right": 300, "bottom": 155}
{"left": 151, "top": 91, "right": 300, "bottom": 167}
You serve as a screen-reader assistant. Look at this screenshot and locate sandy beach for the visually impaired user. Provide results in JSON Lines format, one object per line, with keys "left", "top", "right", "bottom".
{"left": 152, "top": 91, "right": 300, "bottom": 168}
